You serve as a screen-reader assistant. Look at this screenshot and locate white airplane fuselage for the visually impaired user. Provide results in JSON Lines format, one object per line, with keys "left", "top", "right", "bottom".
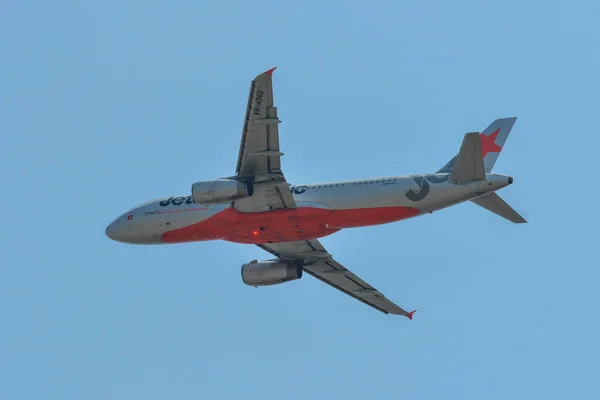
{"left": 104, "top": 66, "right": 525, "bottom": 317}
{"left": 106, "top": 173, "right": 512, "bottom": 245}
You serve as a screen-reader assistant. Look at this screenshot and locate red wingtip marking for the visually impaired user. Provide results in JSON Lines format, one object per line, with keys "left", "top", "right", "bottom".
{"left": 407, "top": 310, "right": 417, "bottom": 320}
{"left": 264, "top": 67, "right": 277, "bottom": 76}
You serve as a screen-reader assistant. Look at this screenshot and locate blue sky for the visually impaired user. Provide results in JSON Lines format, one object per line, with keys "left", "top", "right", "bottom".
{"left": 2, "top": 1, "right": 599, "bottom": 398}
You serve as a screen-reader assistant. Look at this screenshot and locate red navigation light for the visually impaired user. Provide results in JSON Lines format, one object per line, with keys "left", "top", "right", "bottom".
{"left": 252, "top": 230, "right": 259, "bottom": 236}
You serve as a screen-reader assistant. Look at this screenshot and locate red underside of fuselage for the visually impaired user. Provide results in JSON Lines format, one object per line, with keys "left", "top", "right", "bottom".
{"left": 160, "top": 206, "right": 420, "bottom": 244}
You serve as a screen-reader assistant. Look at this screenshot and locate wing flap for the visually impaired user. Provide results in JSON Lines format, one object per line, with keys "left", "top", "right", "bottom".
{"left": 232, "top": 69, "right": 296, "bottom": 212}
{"left": 258, "top": 240, "right": 415, "bottom": 317}
{"left": 236, "top": 69, "right": 284, "bottom": 179}
{"left": 303, "top": 259, "right": 413, "bottom": 316}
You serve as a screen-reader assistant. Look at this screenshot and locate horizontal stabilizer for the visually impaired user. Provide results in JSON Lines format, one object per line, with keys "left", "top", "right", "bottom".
{"left": 471, "top": 192, "right": 527, "bottom": 223}
{"left": 450, "top": 132, "right": 486, "bottom": 183}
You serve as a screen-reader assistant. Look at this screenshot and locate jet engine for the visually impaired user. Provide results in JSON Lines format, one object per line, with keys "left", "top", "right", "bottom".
{"left": 241, "top": 260, "right": 303, "bottom": 286}
{"left": 191, "top": 179, "right": 253, "bottom": 203}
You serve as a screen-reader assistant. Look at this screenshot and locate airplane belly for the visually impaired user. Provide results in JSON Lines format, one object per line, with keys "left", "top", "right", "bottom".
{"left": 325, "top": 206, "right": 419, "bottom": 228}
{"left": 224, "top": 206, "right": 337, "bottom": 244}
{"left": 160, "top": 204, "right": 229, "bottom": 243}
{"left": 159, "top": 178, "right": 476, "bottom": 245}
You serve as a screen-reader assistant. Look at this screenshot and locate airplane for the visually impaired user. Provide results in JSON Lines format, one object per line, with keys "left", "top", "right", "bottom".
{"left": 105, "top": 67, "right": 526, "bottom": 318}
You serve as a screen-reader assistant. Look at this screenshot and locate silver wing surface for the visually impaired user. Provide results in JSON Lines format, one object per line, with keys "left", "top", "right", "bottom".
{"left": 258, "top": 239, "right": 416, "bottom": 318}
{"left": 232, "top": 68, "right": 296, "bottom": 212}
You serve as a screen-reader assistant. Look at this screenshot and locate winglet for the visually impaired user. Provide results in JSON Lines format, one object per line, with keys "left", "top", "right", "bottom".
{"left": 263, "top": 67, "right": 277, "bottom": 76}
{"left": 407, "top": 309, "right": 417, "bottom": 320}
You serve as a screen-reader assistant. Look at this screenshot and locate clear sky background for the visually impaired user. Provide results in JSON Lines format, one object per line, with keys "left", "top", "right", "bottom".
{"left": 2, "top": 1, "right": 599, "bottom": 399}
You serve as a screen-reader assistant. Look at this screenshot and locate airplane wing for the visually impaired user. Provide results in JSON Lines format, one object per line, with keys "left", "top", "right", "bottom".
{"left": 232, "top": 68, "right": 297, "bottom": 212}
{"left": 257, "top": 239, "right": 416, "bottom": 318}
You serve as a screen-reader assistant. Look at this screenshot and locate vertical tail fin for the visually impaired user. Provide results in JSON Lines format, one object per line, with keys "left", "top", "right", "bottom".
{"left": 449, "top": 132, "right": 486, "bottom": 183}
{"left": 438, "top": 117, "right": 517, "bottom": 173}
{"left": 479, "top": 117, "right": 517, "bottom": 172}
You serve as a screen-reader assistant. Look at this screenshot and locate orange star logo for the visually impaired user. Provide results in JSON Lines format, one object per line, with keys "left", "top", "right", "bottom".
{"left": 480, "top": 128, "right": 502, "bottom": 159}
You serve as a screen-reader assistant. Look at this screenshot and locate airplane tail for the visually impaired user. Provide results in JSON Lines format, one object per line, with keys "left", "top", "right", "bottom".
{"left": 471, "top": 192, "right": 527, "bottom": 223}
{"left": 437, "top": 117, "right": 526, "bottom": 223}
{"left": 437, "top": 117, "right": 517, "bottom": 174}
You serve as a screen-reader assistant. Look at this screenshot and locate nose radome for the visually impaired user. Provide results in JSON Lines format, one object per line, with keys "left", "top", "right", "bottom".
{"left": 105, "top": 222, "right": 117, "bottom": 240}
{"left": 105, "top": 220, "right": 127, "bottom": 242}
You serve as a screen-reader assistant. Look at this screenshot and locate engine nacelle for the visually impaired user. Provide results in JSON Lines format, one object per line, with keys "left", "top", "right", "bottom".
{"left": 191, "top": 179, "right": 253, "bottom": 203}
{"left": 241, "top": 260, "right": 303, "bottom": 286}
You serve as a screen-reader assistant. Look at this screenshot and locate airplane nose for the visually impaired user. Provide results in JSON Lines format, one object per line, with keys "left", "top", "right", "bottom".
{"left": 105, "top": 220, "right": 127, "bottom": 242}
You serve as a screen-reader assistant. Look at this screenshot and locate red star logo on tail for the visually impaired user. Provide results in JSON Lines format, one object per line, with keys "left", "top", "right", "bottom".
{"left": 480, "top": 128, "right": 502, "bottom": 159}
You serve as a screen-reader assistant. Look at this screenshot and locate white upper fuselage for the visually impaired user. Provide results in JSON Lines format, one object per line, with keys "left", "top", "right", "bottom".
{"left": 106, "top": 173, "right": 512, "bottom": 245}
